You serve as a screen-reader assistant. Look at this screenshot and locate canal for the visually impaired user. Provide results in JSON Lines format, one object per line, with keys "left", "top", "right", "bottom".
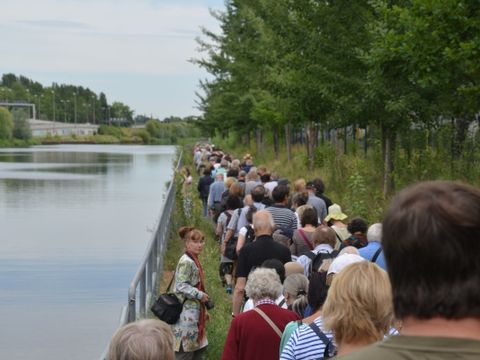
{"left": 0, "top": 145, "right": 176, "bottom": 359}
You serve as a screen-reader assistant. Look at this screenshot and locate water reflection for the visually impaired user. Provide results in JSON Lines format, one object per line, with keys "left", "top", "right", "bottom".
{"left": 0, "top": 145, "right": 176, "bottom": 359}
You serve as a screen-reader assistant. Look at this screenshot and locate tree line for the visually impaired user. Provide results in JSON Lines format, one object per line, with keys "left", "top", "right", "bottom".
{"left": 0, "top": 73, "right": 135, "bottom": 125}
{"left": 195, "top": 0, "right": 480, "bottom": 196}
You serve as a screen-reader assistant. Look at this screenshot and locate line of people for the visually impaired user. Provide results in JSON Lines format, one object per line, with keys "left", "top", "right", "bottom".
{"left": 106, "top": 144, "right": 480, "bottom": 360}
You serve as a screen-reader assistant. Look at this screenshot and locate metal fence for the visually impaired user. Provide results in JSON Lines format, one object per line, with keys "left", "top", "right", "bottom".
{"left": 100, "top": 150, "right": 182, "bottom": 359}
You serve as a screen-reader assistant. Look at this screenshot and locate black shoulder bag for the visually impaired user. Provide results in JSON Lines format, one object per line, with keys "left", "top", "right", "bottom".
{"left": 151, "top": 272, "right": 185, "bottom": 324}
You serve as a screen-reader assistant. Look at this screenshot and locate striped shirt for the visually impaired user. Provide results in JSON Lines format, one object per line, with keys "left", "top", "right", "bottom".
{"left": 280, "top": 316, "right": 334, "bottom": 360}
{"left": 267, "top": 205, "right": 298, "bottom": 231}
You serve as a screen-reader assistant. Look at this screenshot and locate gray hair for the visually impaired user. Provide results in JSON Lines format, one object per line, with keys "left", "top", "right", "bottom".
{"left": 108, "top": 319, "right": 174, "bottom": 360}
{"left": 367, "top": 223, "right": 382, "bottom": 243}
{"left": 245, "top": 268, "right": 282, "bottom": 301}
{"left": 253, "top": 210, "right": 275, "bottom": 233}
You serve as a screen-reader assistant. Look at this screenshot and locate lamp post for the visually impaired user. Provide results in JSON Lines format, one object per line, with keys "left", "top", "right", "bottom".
{"left": 73, "top": 92, "right": 77, "bottom": 124}
{"left": 51, "top": 89, "right": 56, "bottom": 122}
{"left": 61, "top": 100, "right": 69, "bottom": 123}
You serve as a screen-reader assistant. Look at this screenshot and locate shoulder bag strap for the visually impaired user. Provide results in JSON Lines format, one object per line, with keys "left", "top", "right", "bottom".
{"left": 308, "top": 321, "right": 330, "bottom": 345}
{"left": 166, "top": 271, "right": 176, "bottom": 292}
{"left": 371, "top": 247, "right": 383, "bottom": 263}
{"left": 298, "top": 229, "right": 314, "bottom": 250}
{"left": 253, "top": 307, "right": 283, "bottom": 338}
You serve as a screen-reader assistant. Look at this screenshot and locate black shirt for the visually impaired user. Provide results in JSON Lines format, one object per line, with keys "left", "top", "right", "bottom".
{"left": 197, "top": 175, "right": 214, "bottom": 199}
{"left": 235, "top": 235, "right": 291, "bottom": 278}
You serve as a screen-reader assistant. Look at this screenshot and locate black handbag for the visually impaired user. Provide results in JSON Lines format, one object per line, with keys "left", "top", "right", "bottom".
{"left": 151, "top": 273, "right": 185, "bottom": 324}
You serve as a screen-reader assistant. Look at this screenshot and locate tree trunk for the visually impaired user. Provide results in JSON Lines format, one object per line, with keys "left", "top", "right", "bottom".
{"left": 246, "top": 131, "right": 251, "bottom": 147}
{"left": 364, "top": 126, "right": 368, "bottom": 157}
{"left": 255, "top": 129, "right": 262, "bottom": 155}
{"left": 344, "top": 126, "right": 348, "bottom": 155}
{"left": 285, "top": 122, "right": 292, "bottom": 162}
{"left": 273, "top": 126, "right": 280, "bottom": 160}
{"left": 382, "top": 124, "right": 395, "bottom": 198}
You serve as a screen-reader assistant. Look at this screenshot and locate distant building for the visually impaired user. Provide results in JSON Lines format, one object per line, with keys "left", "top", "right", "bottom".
{"left": 28, "top": 119, "right": 99, "bottom": 137}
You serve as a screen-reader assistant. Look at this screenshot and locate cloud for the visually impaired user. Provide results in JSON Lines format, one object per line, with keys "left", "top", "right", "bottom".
{"left": 0, "top": 0, "right": 220, "bottom": 76}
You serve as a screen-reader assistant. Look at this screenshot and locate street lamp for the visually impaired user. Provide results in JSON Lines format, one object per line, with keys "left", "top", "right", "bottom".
{"left": 61, "top": 100, "right": 69, "bottom": 123}
{"left": 51, "top": 89, "right": 56, "bottom": 122}
{"left": 73, "top": 92, "right": 77, "bottom": 124}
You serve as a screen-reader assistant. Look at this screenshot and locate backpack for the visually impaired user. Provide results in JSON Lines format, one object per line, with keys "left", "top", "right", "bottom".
{"left": 306, "top": 250, "right": 339, "bottom": 278}
{"left": 244, "top": 224, "right": 255, "bottom": 245}
{"left": 224, "top": 209, "right": 241, "bottom": 260}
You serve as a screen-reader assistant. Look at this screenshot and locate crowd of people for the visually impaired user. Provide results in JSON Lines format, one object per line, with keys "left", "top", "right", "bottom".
{"left": 107, "top": 143, "right": 480, "bottom": 360}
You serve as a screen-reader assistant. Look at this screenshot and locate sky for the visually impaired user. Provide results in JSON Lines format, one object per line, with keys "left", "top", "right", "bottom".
{"left": 0, "top": 0, "right": 224, "bottom": 119}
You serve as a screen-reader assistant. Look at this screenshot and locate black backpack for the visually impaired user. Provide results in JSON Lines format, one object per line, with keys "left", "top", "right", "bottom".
{"left": 244, "top": 224, "right": 255, "bottom": 245}
{"left": 306, "top": 250, "right": 339, "bottom": 278}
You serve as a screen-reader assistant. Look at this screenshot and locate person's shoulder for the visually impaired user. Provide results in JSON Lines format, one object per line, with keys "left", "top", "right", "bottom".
{"left": 336, "top": 339, "right": 404, "bottom": 360}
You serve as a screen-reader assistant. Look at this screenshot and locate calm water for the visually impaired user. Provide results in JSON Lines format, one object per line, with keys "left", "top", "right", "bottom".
{"left": 0, "top": 145, "right": 176, "bottom": 359}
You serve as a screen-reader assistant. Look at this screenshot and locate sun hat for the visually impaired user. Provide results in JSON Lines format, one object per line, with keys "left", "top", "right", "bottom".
{"left": 327, "top": 253, "right": 365, "bottom": 275}
{"left": 324, "top": 203, "right": 348, "bottom": 222}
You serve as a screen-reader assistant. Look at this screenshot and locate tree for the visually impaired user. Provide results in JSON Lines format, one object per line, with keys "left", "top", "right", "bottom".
{"left": 0, "top": 107, "right": 14, "bottom": 140}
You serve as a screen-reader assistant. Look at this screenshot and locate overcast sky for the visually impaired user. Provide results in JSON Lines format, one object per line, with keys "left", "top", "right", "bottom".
{"left": 0, "top": 0, "right": 223, "bottom": 119}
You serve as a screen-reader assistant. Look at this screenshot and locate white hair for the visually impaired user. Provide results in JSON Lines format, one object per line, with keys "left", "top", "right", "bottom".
{"left": 367, "top": 223, "right": 382, "bottom": 243}
{"left": 253, "top": 210, "right": 275, "bottom": 233}
{"left": 245, "top": 268, "right": 282, "bottom": 301}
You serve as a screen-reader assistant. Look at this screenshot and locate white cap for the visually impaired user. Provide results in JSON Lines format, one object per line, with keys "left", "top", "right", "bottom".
{"left": 327, "top": 254, "right": 366, "bottom": 275}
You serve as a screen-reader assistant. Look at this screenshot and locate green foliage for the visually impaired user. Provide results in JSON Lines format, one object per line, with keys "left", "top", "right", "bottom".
{"left": 0, "top": 107, "right": 14, "bottom": 140}
{"left": 98, "top": 124, "right": 124, "bottom": 138}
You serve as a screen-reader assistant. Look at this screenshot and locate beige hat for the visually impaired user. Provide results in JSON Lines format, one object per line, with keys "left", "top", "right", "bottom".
{"left": 284, "top": 262, "right": 305, "bottom": 277}
{"left": 327, "top": 253, "right": 365, "bottom": 275}
{"left": 324, "top": 203, "right": 348, "bottom": 222}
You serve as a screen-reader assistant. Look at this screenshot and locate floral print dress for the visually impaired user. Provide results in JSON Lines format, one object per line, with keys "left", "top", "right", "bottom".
{"left": 172, "top": 254, "right": 208, "bottom": 352}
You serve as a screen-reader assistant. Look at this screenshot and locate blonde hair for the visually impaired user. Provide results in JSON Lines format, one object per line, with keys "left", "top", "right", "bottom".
{"left": 225, "top": 177, "right": 236, "bottom": 188}
{"left": 322, "top": 262, "right": 393, "bottom": 346}
{"left": 296, "top": 204, "right": 313, "bottom": 223}
{"left": 294, "top": 178, "right": 307, "bottom": 193}
{"left": 108, "top": 319, "right": 174, "bottom": 360}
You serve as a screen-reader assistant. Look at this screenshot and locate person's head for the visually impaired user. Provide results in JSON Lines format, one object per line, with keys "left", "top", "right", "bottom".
{"left": 245, "top": 205, "right": 257, "bottom": 224}
{"left": 294, "top": 178, "right": 307, "bottom": 193}
{"left": 301, "top": 207, "right": 319, "bottom": 227}
{"left": 238, "top": 170, "right": 247, "bottom": 180}
{"left": 245, "top": 268, "right": 282, "bottom": 302}
{"left": 324, "top": 203, "right": 348, "bottom": 223}
{"left": 283, "top": 274, "right": 309, "bottom": 317}
{"left": 311, "top": 225, "right": 337, "bottom": 248}
{"left": 220, "top": 159, "right": 228, "bottom": 168}
{"left": 179, "top": 226, "right": 205, "bottom": 256}
{"left": 323, "top": 262, "right": 393, "bottom": 348}
{"left": 257, "top": 166, "right": 267, "bottom": 176}
{"left": 367, "top": 223, "right": 382, "bottom": 243}
{"left": 307, "top": 271, "right": 329, "bottom": 312}
{"left": 225, "top": 177, "right": 236, "bottom": 189}
{"left": 338, "top": 246, "right": 360, "bottom": 256}
{"left": 108, "top": 319, "right": 174, "bottom": 360}
{"left": 312, "top": 178, "right": 326, "bottom": 195}
{"left": 246, "top": 169, "right": 258, "bottom": 181}
{"left": 262, "top": 258, "right": 286, "bottom": 283}
{"left": 382, "top": 181, "right": 480, "bottom": 320}
{"left": 203, "top": 168, "right": 212, "bottom": 177}
{"left": 253, "top": 210, "right": 275, "bottom": 236}
{"left": 326, "top": 253, "right": 365, "bottom": 286}
{"left": 251, "top": 185, "right": 266, "bottom": 203}
{"left": 306, "top": 181, "right": 316, "bottom": 193}
{"left": 292, "top": 192, "right": 309, "bottom": 209}
{"left": 260, "top": 173, "right": 271, "bottom": 183}
{"left": 215, "top": 173, "right": 224, "bottom": 181}
{"left": 272, "top": 184, "right": 289, "bottom": 204}
{"left": 225, "top": 195, "right": 243, "bottom": 211}
{"left": 284, "top": 261, "right": 305, "bottom": 278}
{"left": 229, "top": 181, "right": 244, "bottom": 198}
{"left": 347, "top": 217, "right": 368, "bottom": 235}
{"left": 227, "top": 168, "right": 239, "bottom": 178}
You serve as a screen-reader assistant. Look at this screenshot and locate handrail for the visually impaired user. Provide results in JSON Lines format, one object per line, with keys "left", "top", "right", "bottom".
{"left": 99, "top": 149, "right": 183, "bottom": 359}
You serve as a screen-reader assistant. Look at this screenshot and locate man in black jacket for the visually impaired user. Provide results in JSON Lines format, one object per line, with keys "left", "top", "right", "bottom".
{"left": 197, "top": 168, "right": 214, "bottom": 217}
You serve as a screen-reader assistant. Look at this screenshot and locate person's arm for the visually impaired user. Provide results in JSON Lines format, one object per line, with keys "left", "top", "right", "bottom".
{"left": 236, "top": 228, "right": 247, "bottom": 254}
{"left": 216, "top": 214, "right": 225, "bottom": 238}
{"left": 232, "top": 277, "right": 246, "bottom": 316}
{"left": 279, "top": 328, "right": 299, "bottom": 360}
{"left": 175, "top": 259, "right": 208, "bottom": 301}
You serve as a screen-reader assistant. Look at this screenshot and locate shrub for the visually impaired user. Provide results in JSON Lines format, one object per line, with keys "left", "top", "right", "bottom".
{"left": 0, "top": 107, "right": 14, "bottom": 140}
